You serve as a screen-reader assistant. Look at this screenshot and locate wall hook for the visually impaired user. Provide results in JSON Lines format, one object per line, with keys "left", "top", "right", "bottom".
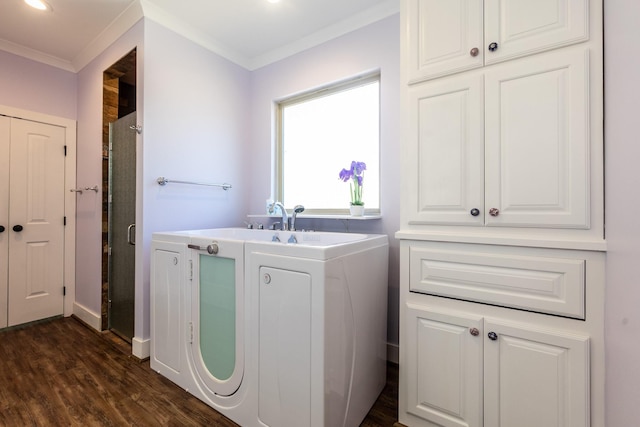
{"left": 130, "top": 125, "right": 142, "bottom": 134}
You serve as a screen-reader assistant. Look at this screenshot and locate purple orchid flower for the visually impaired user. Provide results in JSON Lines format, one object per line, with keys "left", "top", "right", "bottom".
{"left": 339, "top": 161, "right": 367, "bottom": 206}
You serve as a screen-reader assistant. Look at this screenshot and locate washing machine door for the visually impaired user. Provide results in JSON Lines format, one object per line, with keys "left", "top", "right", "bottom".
{"left": 189, "top": 238, "right": 244, "bottom": 397}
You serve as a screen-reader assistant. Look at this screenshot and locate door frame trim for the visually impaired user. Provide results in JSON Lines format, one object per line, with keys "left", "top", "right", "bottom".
{"left": 0, "top": 104, "right": 76, "bottom": 319}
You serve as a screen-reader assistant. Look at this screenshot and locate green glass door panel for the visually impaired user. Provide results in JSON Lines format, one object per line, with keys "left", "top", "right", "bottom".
{"left": 199, "top": 254, "right": 236, "bottom": 381}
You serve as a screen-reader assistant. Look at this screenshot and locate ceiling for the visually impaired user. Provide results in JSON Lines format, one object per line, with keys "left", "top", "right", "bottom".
{"left": 0, "top": 0, "right": 399, "bottom": 72}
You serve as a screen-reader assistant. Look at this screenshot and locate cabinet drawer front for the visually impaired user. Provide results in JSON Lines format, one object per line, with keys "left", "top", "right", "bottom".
{"left": 409, "top": 247, "right": 585, "bottom": 318}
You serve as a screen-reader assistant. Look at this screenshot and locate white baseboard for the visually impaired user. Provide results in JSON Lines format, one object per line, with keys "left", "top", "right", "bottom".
{"left": 72, "top": 302, "right": 101, "bottom": 331}
{"left": 387, "top": 342, "right": 399, "bottom": 364}
{"left": 132, "top": 336, "right": 150, "bottom": 359}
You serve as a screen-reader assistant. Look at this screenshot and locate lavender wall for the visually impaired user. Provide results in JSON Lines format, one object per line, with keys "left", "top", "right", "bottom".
{"left": 139, "top": 19, "right": 252, "bottom": 341}
{"left": 248, "top": 15, "right": 401, "bottom": 352}
{"left": 0, "top": 50, "right": 76, "bottom": 119}
{"left": 604, "top": 1, "right": 640, "bottom": 425}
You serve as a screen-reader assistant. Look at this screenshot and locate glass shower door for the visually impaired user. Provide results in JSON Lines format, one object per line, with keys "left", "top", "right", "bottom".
{"left": 108, "top": 111, "right": 137, "bottom": 341}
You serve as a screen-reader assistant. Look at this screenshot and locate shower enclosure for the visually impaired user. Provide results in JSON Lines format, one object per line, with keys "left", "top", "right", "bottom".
{"left": 108, "top": 111, "right": 136, "bottom": 340}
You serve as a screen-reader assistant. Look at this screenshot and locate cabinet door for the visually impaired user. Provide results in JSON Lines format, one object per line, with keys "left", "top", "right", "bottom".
{"left": 407, "top": 74, "right": 484, "bottom": 226}
{"left": 406, "top": 0, "right": 483, "bottom": 83}
{"left": 0, "top": 116, "right": 9, "bottom": 329}
{"left": 484, "top": 48, "right": 589, "bottom": 228}
{"left": 405, "top": 304, "right": 483, "bottom": 427}
{"left": 150, "top": 242, "right": 185, "bottom": 383}
{"left": 484, "top": 319, "right": 589, "bottom": 427}
{"left": 484, "top": 0, "right": 589, "bottom": 65}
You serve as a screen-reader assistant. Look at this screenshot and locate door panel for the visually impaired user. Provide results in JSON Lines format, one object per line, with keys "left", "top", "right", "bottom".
{"left": 0, "top": 116, "right": 10, "bottom": 328}
{"left": 405, "top": 304, "right": 483, "bottom": 427}
{"left": 485, "top": 0, "right": 589, "bottom": 65}
{"left": 259, "top": 266, "right": 312, "bottom": 427}
{"left": 408, "top": 74, "right": 484, "bottom": 225}
{"left": 484, "top": 48, "right": 589, "bottom": 228}
{"left": 8, "top": 118, "right": 65, "bottom": 326}
{"left": 407, "top": 0, "right": 483, "bottom": 82}
{"left": 108, "top": 112, "right": 137, "bottom": 340}
{"left": 484, "top": 318, "right": 589, "bottom": 427}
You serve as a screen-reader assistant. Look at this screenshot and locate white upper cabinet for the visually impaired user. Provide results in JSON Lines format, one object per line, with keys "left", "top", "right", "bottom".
{"left": 406, "top": 0, "right": 589, "bottom": 83}
{"left": 407, "top": 73, "right": 484, "bottom": 225}
{"left": 484, "top": 48, "right": 589, "bottom": 228}
{"left": 407, "top": 47, "right": 589, "bottom": 229}
{"left": 484, "top": 0, "right": 589, "bottom": 65}
{"left": 407, "top": 0, "right": 484, "bottom": 83}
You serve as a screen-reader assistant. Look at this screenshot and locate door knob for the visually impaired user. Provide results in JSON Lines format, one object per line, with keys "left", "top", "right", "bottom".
{"left": 206, "top": 243, "right": 219, "bottom": 255}
{"left": 0, "top": 225, "right": 4, "bottom": 233}
{"left": 12, "top": 225, "right": 23, "bottom": 232}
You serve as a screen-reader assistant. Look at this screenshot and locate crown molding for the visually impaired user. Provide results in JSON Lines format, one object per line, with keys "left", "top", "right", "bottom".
{"left": 2, "top": 0, "right": 400, "bottom": 73}
{"left": 0, "top": 38, "right": 75, "bottom": 72}
{"left": 248, "top": 0, "right": 400, "bottom": 70}
{"left": 139, "top": 0, "right": 252, "bottom": 69}
{"left": 72, "top": 1, "right": 144, "bottom": 72}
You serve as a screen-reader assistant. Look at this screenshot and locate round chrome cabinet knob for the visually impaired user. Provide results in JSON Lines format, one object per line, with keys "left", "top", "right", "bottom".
{"left": 470, "top": 47, "right": 479, "bottom": 57}
{"left": 469, "top": 327, "right": 480, "bottom": 336}
{"left": 206, "top": 243, "right": 219, "bottom": 255}
{"left": 488, "top": 42, "right": 499, "bottom": 51}
{"left": 488, "top": 332, "right": 498, "bottom": 341}
{"left": 470, "top": 208, "right": 480, "bottom": 217}
{"left": 489, "top": 208, "right": 500, "bottom": 217}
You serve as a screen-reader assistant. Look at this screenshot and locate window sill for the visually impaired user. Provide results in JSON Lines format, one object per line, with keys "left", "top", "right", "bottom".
{"left": 247, "top": 214, "right": 382, "bottom": 221}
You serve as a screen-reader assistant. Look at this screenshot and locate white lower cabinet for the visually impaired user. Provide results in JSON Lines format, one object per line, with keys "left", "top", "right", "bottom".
{"left": 405, "top": 304, "right": 589, "bottom": 427}
{"left": 405, "top": 305, "right": 483, "bottom": 427}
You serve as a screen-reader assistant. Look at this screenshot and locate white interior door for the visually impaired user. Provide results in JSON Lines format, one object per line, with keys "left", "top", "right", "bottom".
{"left": 7, "top": 118, "right": 66, "bottom": 327}
{"left": 0, "top": 116, "right": 10, "bottom": 329}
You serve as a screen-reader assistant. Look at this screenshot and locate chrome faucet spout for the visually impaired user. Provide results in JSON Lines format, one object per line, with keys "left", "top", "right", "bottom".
{"left": 268, "top": 201, "right": 289, "bottom": 231}
{"left": 290, "top": 205, "right": 305, "bottom": 231}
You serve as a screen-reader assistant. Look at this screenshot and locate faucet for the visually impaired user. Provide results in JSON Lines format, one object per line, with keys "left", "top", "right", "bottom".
{"left": 268, "top": 201, "right": 288, "bottom": 230}
{"left": 290, "top": 205, "right": 305, "bottom": 231}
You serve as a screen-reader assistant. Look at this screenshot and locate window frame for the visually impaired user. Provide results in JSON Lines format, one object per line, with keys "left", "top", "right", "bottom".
{"left": 274, "top": 71, "right": 381, "bottom": 215}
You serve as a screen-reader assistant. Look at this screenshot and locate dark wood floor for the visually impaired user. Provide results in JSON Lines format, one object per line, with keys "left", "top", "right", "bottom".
{"left": 0, "top": 317, "right": 398, "bottom": 426}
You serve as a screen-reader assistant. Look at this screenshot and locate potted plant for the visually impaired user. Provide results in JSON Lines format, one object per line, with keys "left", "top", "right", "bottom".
{"left": 339, "top": 161, "right": 366, "bottom": 216}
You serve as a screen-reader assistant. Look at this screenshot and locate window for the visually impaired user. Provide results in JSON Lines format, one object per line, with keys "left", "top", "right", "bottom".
{"left": 275, "top": 73, "right": 380, "bottom": 214}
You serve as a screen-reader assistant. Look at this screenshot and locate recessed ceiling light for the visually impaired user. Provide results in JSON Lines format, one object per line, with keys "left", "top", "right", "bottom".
{"left": 24, "top": 0, "right": 51, "bottom": 11}
{"left": 267, "top": 0, "right": 281, "bottom": 3}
